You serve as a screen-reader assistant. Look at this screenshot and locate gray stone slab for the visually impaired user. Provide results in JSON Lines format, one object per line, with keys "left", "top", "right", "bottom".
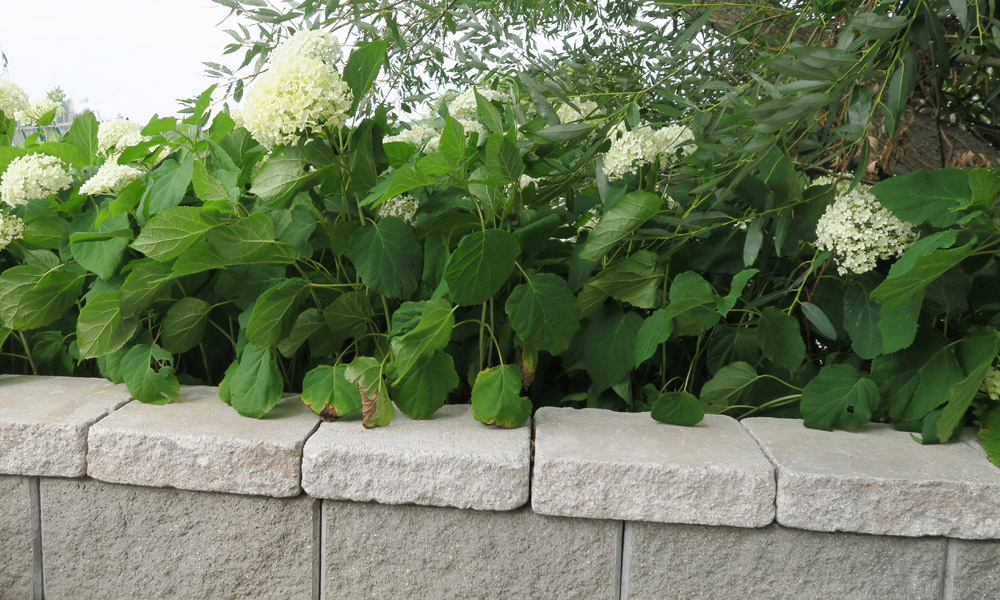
{"left": 0, "top": 475, "right": 34, "bottom": 599}
{"left": 40, "top": 478, "right": 315, "bottom": 600}
{"left": 302, "top": 405, "right": 529, "bottom": 510}
{"left": 743, "top": 417, "right": 1000, "bottom": 538}
{"left": 87, "top": 385, "right": 319, "bottom": 497}
{"left": 624, "top": 521, "right": 947, "bottom": 600}
{"left": 532, "top": 407, "right": 775, "bottom": 526}
{"left": 322, "top": 500, "right": 621, "bottom": 600}
{"left": 0, "top": 375, "right": 130, "bottom": 477}
{"left": 947, "top": 539, "right": 1000, "bottom": 600}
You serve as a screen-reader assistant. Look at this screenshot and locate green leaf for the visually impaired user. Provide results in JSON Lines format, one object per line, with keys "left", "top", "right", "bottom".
{"left": 634, "top": 309, "right": 674, "bottom": 367}
{"left": 345, "top": 356, "right": 394, "bottom": 428}
{"left": 878, "top": 290, "right": 923, "bottom": 354}
{"left": 871, "top": 331, "right": 963, "bottom": 422}
{"left": 121, "top": 343, "right": 179, "bottom": 405}
{"left": 349, "top": 217, "right": 422, "bottom": 299}
{"left": 0, "top": 266, "right": 45, "bottom": 328}
{"left": 580, "top": 191, "right": 662, "bottom": 262}
{"left": 70, "top": 212, "right": 131, "bottom": 281}
{"left": 131, "top": 206, "right": 219, "bottom": 261}
{"left": 756, "top": 307, "right": 805, "bottom": 370}
{"left": 533, "top": 123, "right": 593, "bottom": 141}
{"left": 415, "top": 152, "right": 455, "bottom": 178}
{"left": 743, "top": 218, "right": 764, "bottom": 266}
{"left": 843, "top": 286, "right": 882, "bottom": 359}
{"left": 249, "top": 143, "right": 331, "bottom": 207}
{"left": 36, "top": 141, "right": 88, "bottom": 168}
{"left": 66, "top": 112, "right": 98, "bottom": 164}
{"left": 377, "top": 165, "right": 434, "bottom": 204}
{"left": 651, "top": 391, "right": 704, "bottom": 426}
{"left": 389, "top": 350, "right": 459, "bottom": 419}
{"left": 206, "top": 212, "right": 299, "bottom": 264}
{"left": 505, "top": 273, "right": 580, "bottom": 355}
{"left": 716, "top": 269, "right": 758, "bottom": 316}
{"left": 969, "top": 168, "right": 1000, "bottom": 206}
{"left": 301, "top": 364, "right": 363, "bottom": 418}
{"left": 484, "top": 134, "right": 523, "bottom": 183}
{"left": 474, "top": 89, "right": 504, "bottom": 134}
{"left": 12, "top": 268, "right": 84, "bottom": 330}
{"left": 192, "top": 160, "right": 235, "bottom": 205}
{"left": 438, "top": 117, "right": 465, "bottom": 163}
{"left": 870, "top": 168, "right": 971, "bottom": 227}
{"left": 322, "top": 291, "right": 372, "bottom": 349}
{"left": 443, "top": 229, "right": 519, "bottom": 306}
{"left": 801, "top": 364, "right": 879, "bottom": 431}
{"left": 800, "top": 301, "right": 837, "bottom": 339}
{"left": 978, "top": 407, "right": 1000, "bottom": 468}
{"left": 21, "top": 216, "right": 69, "bottom": 249}
{"left": 120, "top": 261, "right": 173, "bottom": 315}
{"left": 229, "top": 344, "right": 284, "bottom": 418}
{"left": 470, "top": 364, "right": 531, "bottom": 428}
{"left": 871, "top": 238, "right": 973, "bottom": 308}
{"left": 343, "top": 39, "right": 388, "bottom": 116}
{"left": 77, "top": 291, "right": 139, "bottom": 359}
{"left": 389, "top": 298, "right": 455, "bottom": 381}
{"left": 578, "top": 250, "right": 661, "bottom": 314}
{"left": 278, "top": 308, "right": 326, "bottom": 359}
{"left": 665, "top": 272, "right": 720, "bottom": 337}
{"left": 700, "top": 362, "right": 758, "bottom": 413}
{"left": 583, "top": 305, "right": 643, "bottom": 391}
{"left": 937, "top": 327, "right": 1000, "bottom": 442}
{"left": 143, "top": 155, "right": 195, "bottom": 216}
{"left": 161, "top": 297, "right": 212, "bottom": 354}
{"left": 246, "top": 278, "right": 306, "bottom": 348}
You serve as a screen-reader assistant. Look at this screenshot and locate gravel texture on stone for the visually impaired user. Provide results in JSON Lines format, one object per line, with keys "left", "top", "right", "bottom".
{"left": 40, "top": 478, "right": 315, "bottom": 599}
{"left": 322, "top": 500, "right": 621, "bottom": 599}
{"left": 624, "top": 521, "right": 946, "bottom": 600}
{"left": 0, "top": 375, "right": 130, "bottom": 477}
{"left": 0, "top": 475, "right": 34, "bottom": 599}
{"left": 532, "top": 407, "right": 775, "bottom": 526}
{"left": 87, "top": 386, "right": 319, "bottom": 497}
{"left": 302, "top": 405, "right": 529, "bottom": 510}
{"left": 743, "top": 417, "right": 1000, "bottom": 538}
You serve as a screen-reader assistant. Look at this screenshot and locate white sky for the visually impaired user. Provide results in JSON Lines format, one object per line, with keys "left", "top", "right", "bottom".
{"left": 0, "top": 0, "right": 237, "bottom": 123}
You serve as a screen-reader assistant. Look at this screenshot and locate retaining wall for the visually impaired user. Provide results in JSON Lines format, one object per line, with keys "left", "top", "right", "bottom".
{"left": 1, "top": 374, "right": 999, "bottom": 599}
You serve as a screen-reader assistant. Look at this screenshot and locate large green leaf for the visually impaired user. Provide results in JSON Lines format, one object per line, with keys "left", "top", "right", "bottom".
{"left": 349, "top": 217, "right": 423, "bottom": 299}
{"left": 376, "top": 165, "right": 434, "bottom": 204}
{"left": 388, "top": 298, "right": 455, "bottom": 381}
{"left": 470, "top": 364, "right": 531, "bottom": 428}
{"left": 206, "top": 212, "right": 299, "bottom": 264}
{"left": 651, "top": 391, "right": 704, "bottom": 426}
{"left": 343, "top": 39, "right": 388, "bottom": 116}
{"left": 143, "top": 155, "right": 194, "bottom": 216}
{"left": 579, "top": 191, "right": 662, "bottom": 262}
{"left": 485, "top": 134, "right": 524, "bottom": 183}
{"left": 505, "top": 273, "right": 580, "bottom": 355}
{"left": 583, "top": 305, "right": 643, "bottom": 391}
{"left": 664, "top": 272, "right": 720, "bottom": 336}
{"left": 937, "top": 327, "right": 1000, "bottom": 442}
{"left": 634, "top": 309, "right": 674, "bottom": 367}
{"left": 870, "top": 168, "right": 971, "bottom": 227}
{"left": 389, "top": 350, "right": 459, "bottom": 419}
{"left": 301, "top": 364, "right": 363, "bottom": 418}
{"left": 0, "top": 266, "right": 44, "bottom": 328}
{"left": 878, "top": 290, "right": 923, "bottom": 354}
{"left": 278, "top": 308, "right": 326, "bottom": 359}
{"left": 801, "top": 363, "right": 879, "bottom": 431}
{"left": 161, "top": 297, "right": 212, "bottom": 354}
{"left": 443, "top": 229, "right": 519, "bottom": 306}
{"left": 11, "top": 268, "right": 85, "bottom": 330}
{"left": 69, "top": 211, "right": 131, "bottom": 281}
{"left": 871, "top": 232, "right": 973, "bottom": 308}
{"left": 756, "top": 307, "right": 805, "bottom": 370}
{"left": 700, "top": 361, "right": 758, "bottom": 413}
{"left": 843, "top": 286, "right": 882, "bottom": 359}
{"left": 121, "top": 343, "right": 179, "bottom": 405}
{"left": 578, "top": 250, "right": 661, "bottom": 315}
{"left": 77, "top": 291, "right": 139, "bottom": 359}
{"left": 120, "top": 261, "right": 174, "bottom": 315}
{"left": 871, "top": 331, "right": 963, "bottom": 422}
{"left": 249, "top": 142, "right": 332, "bottom": 206}
{"left": 246, "top": 278, "right": 306, "bottom": 348}
{"left": 229, "top": 344, "right": 284, "bottom": 418}
{"left": 978, "top": 408, "right": 1000, "bottom": 468}
{"left": 131, "top": 206, "right": 220, "bottom": 261}
{"left": 345, "top": 356, "right": 394, "bottom": 428}
{"left": 322, "top": 290, "right": 373, "bottom": 349}
{"left": 66, "top": 112, "right": 98, "bottom": 164}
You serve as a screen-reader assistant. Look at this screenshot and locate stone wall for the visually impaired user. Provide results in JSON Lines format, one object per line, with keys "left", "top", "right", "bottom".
{"left": 1, "top": 374, "right": 998, "bottom": 599}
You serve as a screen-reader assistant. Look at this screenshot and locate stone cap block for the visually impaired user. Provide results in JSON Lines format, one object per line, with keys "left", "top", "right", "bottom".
{"left": 0, "top": 375, "right": 130, "bottom": 477}
{"left": 301, "top": 404, "right": 530, "bottom": 510}
{"left": 87, "top": 386, "right": 319, "bottom": 497}
{"left": 532, "top": 407, "right": 775, "bottom": 527}
{"left": 742, "top": 417, "right": 1000, "bottom": 539}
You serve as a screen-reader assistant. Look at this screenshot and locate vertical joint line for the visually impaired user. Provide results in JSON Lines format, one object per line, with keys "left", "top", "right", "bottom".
{"left": 617, "top": 521, "right": 631, "bottom": 600}
{"left": 30, "top": 477, "right": 44, "bottom": 600}
{"left": 312, "top": 499, "right": 322, "bottom": 600}
{"left": 940, "top": 539, "right": 956, "bottom": 600}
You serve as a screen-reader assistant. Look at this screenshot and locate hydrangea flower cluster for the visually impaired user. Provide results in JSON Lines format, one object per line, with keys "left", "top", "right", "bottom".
{"left": 813, "top": 176, "right": 916, "bottom": 275}
{"left": 97, "top": 119, "right": 144, "bottom": 154}
{"left": 556, "top": 100, "right": 600, "bottom": 124}
{"left": 237, "top": 30, "right": 353, "bottom": 148}
{"left": 377, "top": 194, "right": 418, "bottom": 224}
{"left": 79, "top": 155, "right": 144, "bottom": 196}
{"left": 603, "top": 122, "right": 695, "bottom": 180}
{"left": 383, "top": 124, "right": 438, "bottom": 148}
{"left": 14, "top": 98, "right": 59, "bottom": 125}
{"left": 0, "top": 154, "right": 72, "bottom": 207}
{"left": 448, "top": 87, "right": 505, "bottom": 120}
{"left": 0, "top": 212, "right": 25, "bottom": 252}
{"left": 0, "top": 80, "right": 29, "bottom": 117}
{"left": 982, "top": 366, "right": 1000, "bottom": 401}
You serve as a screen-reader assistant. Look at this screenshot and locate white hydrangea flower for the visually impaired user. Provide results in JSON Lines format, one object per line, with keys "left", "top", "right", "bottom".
{"left": 79, "top": 155, "right": 144, "bottom": 196}
{"left": 982, "top": 367, "right": 1000, "bottom": 401}
{"left": 0, "top": 154, "right": 73, "bottom": 207}
{"left": 237, "top": 54, "right": 352, "bottom": 148}
{"left": 377, "top": 193, "right": 418, "bottom": 224}
{"left": 814, "top": 176, "right": 916, "bottom": 275}
{"left": 602, "top": 121, "right": 694, "bottom": 180}
{"left": 518, "top": 174, "right": 539, "bottom": 188}
{"left": 14, "top": 98, "right": 59, "bottom": 125}
{"left": 423, "top": 118, "right": 484, "bottom": 153}
{"left": 448, "top": 87, "right": 505, "bottom": 120}
{"left": 98, "top": 119, "right": 144, "bottom": 154}
{"left": 270, "top": 30, "right": 342, "bottom": 66}
{"left": 665, "top": 195, "right": 681, "bottom": 211}
{"left": 556, "top": 100, "right": 600, "bottom": 124}
{"left": 0, "top": 212, "right": 25, "bottom": 251}
{"left": 0, "top": 80, "right": 29, "bottom": 117}
{"left": 384, "top": 124, "right": 439, "bottom": 147}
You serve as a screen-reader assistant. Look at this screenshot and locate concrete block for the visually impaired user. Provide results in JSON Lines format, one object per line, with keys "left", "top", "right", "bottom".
{"left": 0, "top": 375, "right": 130, "bottom": 477}
{"left": 322, "top": 501, "right": 621, "bottom": 600}
{"left": 302, "top": 405, "right": 529, "bottom": 510}
{"left": 40, "top": 478, "right": 315, "bottom": 600}
{"left": 0, "top": 475, "right": 35, "bottom": 599}
{"left": 624, "top": 521, "right": 946, "bottom": 600}
{"left": 947, "top": 539, "right": 1000, "bottom": 600}
{"left": 532, "top": 407, "right": 774, "bottom": 526}
{"left": 88, "top": 386, "right": 318, "bottom": 497}
{"left": 743, "top": 417, "right": 1000, "bottom": 538}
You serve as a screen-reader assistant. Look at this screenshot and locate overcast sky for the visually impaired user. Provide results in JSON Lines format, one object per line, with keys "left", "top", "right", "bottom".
{"left": 0, "top": 0, "right": 237, "bottom": 122}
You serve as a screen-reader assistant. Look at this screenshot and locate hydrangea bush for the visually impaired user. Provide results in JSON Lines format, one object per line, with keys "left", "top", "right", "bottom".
{"left": 1, "top": 3, "right": 999, "bottom": 465}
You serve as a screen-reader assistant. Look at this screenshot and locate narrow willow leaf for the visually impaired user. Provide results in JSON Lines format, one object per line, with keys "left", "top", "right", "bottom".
{"left": 301, "top": 364, "right": 362, "bottom": 418}
{"left": 505, "top": 273, "right": 580, "bottom": 355}
{"left": 651, "top": 391, "right": 704, "bottom": 426}
{"left": 443, "top": 229, "right": 519, "bottom": 306}
{"left": 579, "top": 191, "right": 661, "bottom": 262}
{"left": 390, "top": 350, "right": 458, "bottom": 419}
{"left": 470, "top": 364, "right": 531, "bottom": 428}
{"left": 161, "top": 297, "right": 212, "bottom": 354}
{"left": 801, "top": 363, "right": 878, "bottom": 431}
{"left": 800, "top": 302, "right": 837, "bottom": 339}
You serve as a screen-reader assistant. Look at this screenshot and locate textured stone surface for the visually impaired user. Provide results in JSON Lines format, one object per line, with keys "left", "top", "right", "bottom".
{"left": 0, "top": 476, "right": 34, "bottom": 599}
{"left": 0, "top": 375, "right": 130, "bottom": 477}
{"left": 743, "top": 417, "right": 1000, "bottom": 538}
{"left": 948, "top": 539, "right": 1000, "bottom": 600}
{"left": 624, "top": 521, "right": 947, "bottom": 600}
{"left": 302, "top": 405, "right": 529, "bottom": 510}
{"left": 322, "top": 500, "right": 621, "bottom": 600}
{"left": 88, "top": 386, "right": 318, "bottom": 497}
{"left": 40, "top": 478, "right": 315, "bottom": 600}
{"left": 532, "top": 407, "right": 775, "bottom": 526}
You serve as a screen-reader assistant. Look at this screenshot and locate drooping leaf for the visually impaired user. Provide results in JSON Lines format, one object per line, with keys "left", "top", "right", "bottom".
{"left": 301, "top": 364, "right": 363, "bottom": 418}
{"left": 143, "top": 155, "right": 195, "bottom": 216}
{"left": 756, "top": 307, "right": 805, "bottom": 370}
{"left": 664, "top": 272, "right": 720, "bottom": 336}
{"left": 389, "top": 298, "right": 455, "bottom": 381}
{"left": 389, "top": 350, "right": 459, "bottom": 419}
{"left": 871, "top": 331, "right": 963, "bottom": 422}
{"left": 870, "top": 168, "right": 971, "bottom": 227}
{"left": 349, "top": 217, "right": 423, "bottom": 299}
{"left": 937, "top": 327, "right": 1000, "bottom": 442}
{"left": 582, "top": 305, "right": 643, "bottom": 391}
{"left": 700, "top": 361, "right": 758, "bottom": 413}
{"left": 121, "top": 343, "right": 179, "bottom": 405}
{"left": 443, "top": 229, "right": 519, "bottom": 306}
{"left": 12, "top": 268, "right": 85, "bottom": 330}
{"left": 634, "top": 309, "right": 673, "bottom": 367}
{"left": 651, "top": 391, "right": 704, "bottom": 426}
{"left": 801, "top": 363, "right": 879, "bottom": 431}
{"left": 579, "top": 191, "right": 662, "bottom": 262}
{"left": 800, "top": 301, "right": 837, "bottom": 339}
{"left": 246, "top": 278, "right": 306, "bottom": 348}
{"left": 229, "top": 343, "right": 284, "bottom": 418}
{"left": 871, "top": 232, "right": 973, "bottom": 308}
{"left": 843, "top": 285, "right": 882, "bottom": 359}
{"left": 161, "top": 297, "right": 212, "bottom": 354}
{"left": 878, "top": 290, "right": 923, "bottom": 354}
{"left": 578, "top": 250, "right": 661, "bottom": 315}
{"left": 345, "top": 356, "right": 394, "bottom": 428}
{"left": 505, "top": 273, "right": 580, "bottom": 355}
{"left": 249, "top": 142, "right": 332, "bottom": 206}
{"left": 278, "top": 308, "right": 326, "bottom": 359}
{"left": 131, "top": 206, "right": 220, "bottom": 261}
{"left": 76, "top": 291, "right": 139, "bottom": 359}
{"left": 470, "top": 364, "right": 531, "bottom": 428}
